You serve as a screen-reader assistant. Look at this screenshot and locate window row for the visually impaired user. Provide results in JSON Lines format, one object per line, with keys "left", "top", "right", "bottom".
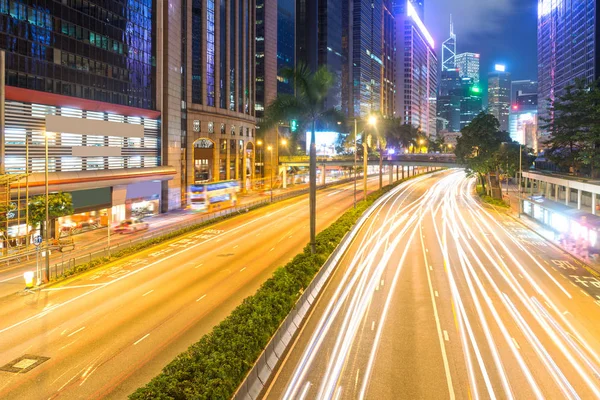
{"left": 5, "top": 156, "right": 159, "bottom": 173}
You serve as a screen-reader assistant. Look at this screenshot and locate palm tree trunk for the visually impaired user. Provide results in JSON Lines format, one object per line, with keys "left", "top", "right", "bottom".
{"left": 309, "top": 120, "right": 317, "bottom": 254}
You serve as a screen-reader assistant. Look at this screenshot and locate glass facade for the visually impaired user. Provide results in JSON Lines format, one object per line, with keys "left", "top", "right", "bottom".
{"left": 488, "top": 70, "right": 511, "bottom": 132}
{"left": 343, "top": 0, "right": 383, "bottom": 118}
{"left": 538, "top": 0, "right": 597, "bottom": 137}
{"left": 455, "top": 52, "right": 480, "bottom": 84}
{"left": 206, "top": 0, "right": 215, "bottom": 106}
{"left": 0, "top": 0, "right": 156, "bottom": 109}
{"left": 192, "top": 0, "right": 203, "bottom": 104}
{"left": 276, "top": 0, "right": 294, "bottom": 95}
{"left": 318, "top": 0, "right": 343, "bottom": 111}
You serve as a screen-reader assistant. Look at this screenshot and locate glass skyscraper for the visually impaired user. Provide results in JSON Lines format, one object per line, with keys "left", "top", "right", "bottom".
{"left": 343, "top": 0, "right": 384, "bottom": 118}
{"left": 537, "top": 0, "right": 596, "bottom": 141}
{"left": 488, "top": 65, "right": 511, "bottom": 132}
{"left": 0, "top": 0, "right": 156, "bottom": 109}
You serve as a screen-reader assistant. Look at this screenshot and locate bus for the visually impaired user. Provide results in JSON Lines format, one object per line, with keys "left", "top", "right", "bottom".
{"left": 189, "top": 180, "right": 240, "bottom": 212}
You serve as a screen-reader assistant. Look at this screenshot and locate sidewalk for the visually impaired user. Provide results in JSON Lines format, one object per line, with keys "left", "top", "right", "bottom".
{"left": 502, "top": 182, "right": 600, "bottom": 273}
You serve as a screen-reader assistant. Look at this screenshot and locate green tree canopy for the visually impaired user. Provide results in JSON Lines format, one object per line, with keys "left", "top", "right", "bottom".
{"left": 28, "top": 192, "right": 74, "bottom": 228}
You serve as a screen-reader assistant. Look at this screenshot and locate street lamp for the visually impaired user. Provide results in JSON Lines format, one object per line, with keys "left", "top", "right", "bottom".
{"left": 281, "top": 138, "right": 287, "bottom": 146}
{"left": 256, "top": 140, "right": 263, "bottom": 187}
{"left": 267, "top": 145, "right": 273, "bottom": 202}
{"left": 44, "top": 131, "right": 55, "bottom": 282}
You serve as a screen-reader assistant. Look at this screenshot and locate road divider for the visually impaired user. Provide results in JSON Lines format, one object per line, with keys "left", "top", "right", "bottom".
{"left": 128, "top": 169, "right": 441, "bottom": 400}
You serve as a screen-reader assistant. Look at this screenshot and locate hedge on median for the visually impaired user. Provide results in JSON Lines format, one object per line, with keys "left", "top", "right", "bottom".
{"left": 129, "top": 172, "right": 435, "bottom": 400}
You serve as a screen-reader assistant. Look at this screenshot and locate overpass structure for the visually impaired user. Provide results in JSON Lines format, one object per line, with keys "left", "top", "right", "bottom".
{"left": 279, "top": 154, "right": 462, "bottom": 169}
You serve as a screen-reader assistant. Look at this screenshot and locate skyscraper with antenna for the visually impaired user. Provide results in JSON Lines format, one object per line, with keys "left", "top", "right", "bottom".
{"left": 442, "top": 16, "right": 457, "bottom": 71}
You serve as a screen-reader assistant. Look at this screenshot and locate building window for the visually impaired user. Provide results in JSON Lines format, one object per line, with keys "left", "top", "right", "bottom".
{"left": 221, "top": 123, "right": 226, "bottom": 134}
{"left": 192, "top": 0, "right": 204, "bottom": 104}
{"left": 206, "top": 0, "right": 216, "bottom": 106}
{"left": 231, "top": 125, "right": 236, "bottom": 135}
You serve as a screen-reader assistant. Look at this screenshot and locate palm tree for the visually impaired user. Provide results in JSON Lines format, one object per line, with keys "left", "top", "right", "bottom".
{"left": 385, "top": 121, "right": 420, "bottom": 153}
{"left": 261, "top": 63, "right": 343, "bottom": 254}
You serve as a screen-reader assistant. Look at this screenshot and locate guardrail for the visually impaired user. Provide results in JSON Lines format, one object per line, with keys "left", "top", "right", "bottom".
{"left": 45, "top": 174, "right": 375, "bottom": 280}
{"left": 232, "top": 174, "right": 410, "bottom": 400}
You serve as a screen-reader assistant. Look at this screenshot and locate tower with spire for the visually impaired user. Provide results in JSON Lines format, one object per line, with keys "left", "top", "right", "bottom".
{"left": 442, "top": 16, "right": 456, "bottom": 71}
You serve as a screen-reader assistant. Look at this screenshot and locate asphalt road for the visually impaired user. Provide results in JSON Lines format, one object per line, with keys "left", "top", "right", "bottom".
{"left": 265, "top": 170, "right": 600, "bottom": 400}
{"left": 0, "top": 177, "right": 351, "bottom": 299}
{"left": 0, "top": 174, "right": 395, "bottom": 399}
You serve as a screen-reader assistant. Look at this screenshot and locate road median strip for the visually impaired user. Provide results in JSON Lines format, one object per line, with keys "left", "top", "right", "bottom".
{"left": 129, "top": 169, "right": 440, "bottom": 400}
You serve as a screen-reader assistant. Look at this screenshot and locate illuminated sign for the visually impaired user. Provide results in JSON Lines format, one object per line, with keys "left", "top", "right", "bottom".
{"left": 407, "top": 1, "right": 434, "bottom": 48}
{"left": 494, "top": 64, "right": 506, "bottom": 72}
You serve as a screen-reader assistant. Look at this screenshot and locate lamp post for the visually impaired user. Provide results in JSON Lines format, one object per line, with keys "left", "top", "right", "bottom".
{"left": 257, "top": 139, "right": 263, "bottom": 188}
{"left": 267, "top": 145, "right": 273, "bottom": 202}
{"left": 44, "top": 131, "right": 54, "bottom": 282}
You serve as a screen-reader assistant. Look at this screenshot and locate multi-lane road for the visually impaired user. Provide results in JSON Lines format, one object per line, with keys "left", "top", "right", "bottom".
{"left": 0, "top": 176, "right": 386, "bottom": 399}
{"left": 266, "top": 171, "right": 600, "bottom": 400}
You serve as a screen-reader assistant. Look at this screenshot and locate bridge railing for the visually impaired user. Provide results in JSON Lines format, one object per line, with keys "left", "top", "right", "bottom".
{"left": 279, "top": 153, "right": 457, "bottom": 164}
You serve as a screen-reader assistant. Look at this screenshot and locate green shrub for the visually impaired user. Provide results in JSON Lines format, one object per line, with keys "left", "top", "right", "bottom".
{"left": 129, "top": 170, "right": 437, "bottom": 400}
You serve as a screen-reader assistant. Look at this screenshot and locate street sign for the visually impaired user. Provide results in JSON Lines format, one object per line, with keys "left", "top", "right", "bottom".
{"left": 33, "top": 235, "right": 42, "bottom": 246}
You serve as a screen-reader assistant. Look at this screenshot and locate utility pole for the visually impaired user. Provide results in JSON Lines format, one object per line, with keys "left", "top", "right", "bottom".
{"left": 354, "top": 119, "right": 357, "bottom": 209}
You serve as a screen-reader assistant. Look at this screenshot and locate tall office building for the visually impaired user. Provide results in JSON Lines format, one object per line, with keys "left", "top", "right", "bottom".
{"left": 488, "top": 64, "right": 511, "bottom": 132}
{"left": 394, "top": 0, "right": 438, "bottom": 136}
{"left": 442, "top": 17, "right": 456, "bottom": 71}
{"left": 455, "top": 52, "right": 480, "bottom": 84}
{"left": 460, "top": 78, "right": 483, "bottom": 129}
{"left": 382, "top": 1, "right": 396, "bottom": 118}
{"left": 437, "top": 69, "right": 462, "bottom": 133}
{"left": 296, "top": 0, "right": 344, "bottom": 112}
{"left": 538, "top": 0, "right": 597, "bottom": 142}
{"left": 343, "top": 0, "right": 384, "bottom": 118}
{"left": 184, "top": 0, "right": 257, "bottom": 201}
{"left": 509, "top": 90, "right": 538, "bottom": 150}
{"left": 0, "top": 0, "right": 177, "bottom": 241}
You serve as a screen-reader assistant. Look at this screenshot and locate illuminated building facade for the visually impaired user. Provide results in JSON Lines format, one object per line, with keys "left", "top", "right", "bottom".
{"left": 0, "top": 0, "right": 179, "bottom": 241}
{"left": 382, "top": 0, "right": 396, "bottom": 118}
{"left": 185, "top": 0, "right": 257, "bottom": 202}
{"left": 538, "top": 0, "right": 596, "bottom": 142}
{"left": 394, "top": 0, "right": 438, "bottom": 137}
{"left": 437, "top": 69, "right": 462, "bottom": 133}
{"left": 343, "top": 0, "right": 384, "bottom": 118}
{"left": 442, "top": 17, "right": 456, "bottom": 72}
{"left": 455, "top": 52, "right": 480, "bottom": 84}
{"left": 488, "top": 64, "right": 511, "bottom": 132}
{"left": 460, "top": 78, "right": 483, "bottom": 129}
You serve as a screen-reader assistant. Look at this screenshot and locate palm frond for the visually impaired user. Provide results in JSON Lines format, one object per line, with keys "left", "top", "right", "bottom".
{"left": 260, "top": 95, "right": 310, "bottom": 132}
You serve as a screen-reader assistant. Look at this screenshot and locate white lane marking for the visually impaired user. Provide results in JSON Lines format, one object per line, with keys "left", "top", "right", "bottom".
{"left": 134, "top": 333, "right": 150, "bottom": 345}
{"left": 142, "top": 290, "right": 154, "bottom": 297}
{"left": 0, "top": 185, "right": 348, "bottom": 335}
{"left": 512, "top": 337, "right": 521, "bottom": 349}
{"left": 68, "top": 326, "right": 85, "bottom": 337}
{"left": 196, "top": 294, "right": 207, "bottom": 302}
{"left": 240, "top": 267, "right": 246, "bottom": 272}
{"left": 194, "top": 263, "right": 204, "bottom": 269}
{"left": 0, "top": 274, "right": 24, "bottom": 283}
{"left": 216, "top": 238, "right": 222, "bottom": 242}
{"left": 327, "top": 190, "right": 343, "bottom": 197}
{"left": 233, "top": 245, "right": 239, "bottom": 249}
{"left": 443, "top": 330, "right": 450, "bottom": 341}
{"left": 371, "top": 321, "right": 375, "bottom": 331}
{"left": 289, "top": 235, "right": 293, "bottom": 238}
{"left": 380, "top": 279, "right": 384, "bottom": 287}
{"left": 42, "top": 283, "right": 106, "bottom": 291}
{"left": 270, "top": 247, "right": 275, "bottom": 252}
{"left": 256, "top": 233, "right": 261, "bottom": 237}
{"left": 580, "top": 290, "right": 590, "bottom": 297}
{"left": 435, "top": 291, "right": 439, "bottom": 297}
{"left": 429, "top": 265, "right": 433, "bottom": 270}
{"left": 59, "top": 339, "right": 78, "bottom": 350}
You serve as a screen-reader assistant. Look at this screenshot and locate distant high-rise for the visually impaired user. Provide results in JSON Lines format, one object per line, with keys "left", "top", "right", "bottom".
{"left": 343, "top": 0, "right": 384, "bottom": 118}
{"left": 509, "top": 86, "right": 538, "bottom": 149}
{"left": 437, "top": 69, "right": 462, "bottom": 133}
{"left": 511, "top": 80, "right": 538, "bottom": 104}
{"left": 382, "top": 1, "right": 396, "bottom": 118}
{"left": 442, "top": 16, "right": 456, "bottom": 71}
{"left": 538, "top": 0, "right": 597, "bottom": 142}
{"left": 394, "top": 0, "right": 438, "bottom": 136}
{"left": 488, "top": 64, "right": 511, "bottom": 132}
{"left": 455, "top": 52, "right": 480, "bottom": 84}
{"left": 460, "top": 78, "right": 483, "bottom": 129}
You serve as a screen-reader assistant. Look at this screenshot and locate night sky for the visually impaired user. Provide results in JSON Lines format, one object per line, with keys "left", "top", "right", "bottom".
{"left": 425, "top": 0, "right": 538, "bottom": 88}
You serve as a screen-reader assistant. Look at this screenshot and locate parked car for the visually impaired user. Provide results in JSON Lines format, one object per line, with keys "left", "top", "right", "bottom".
{"left": 113, "top": 219, "right": 149, "bottom": 234}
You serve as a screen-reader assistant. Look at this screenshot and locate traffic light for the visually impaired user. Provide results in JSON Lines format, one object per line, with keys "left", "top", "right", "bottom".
{"left": 290, "top": 119, "right": 298, "bottom": 132}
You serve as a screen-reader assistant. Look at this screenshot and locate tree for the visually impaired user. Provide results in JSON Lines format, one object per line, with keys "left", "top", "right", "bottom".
{"left": 455, "top": 112, "right": 512, "bottom": 197}
{"left": 28, "top": 192, "right": 74, "bottom": 238}
{"left": 261, "top": 63, "right": 344, "bottom": 253}
{"left": 385, "top": 121, "right": 420, "bottom": 152}
{"left": 428, "top": 135, "right": 446, "bottom": 153}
